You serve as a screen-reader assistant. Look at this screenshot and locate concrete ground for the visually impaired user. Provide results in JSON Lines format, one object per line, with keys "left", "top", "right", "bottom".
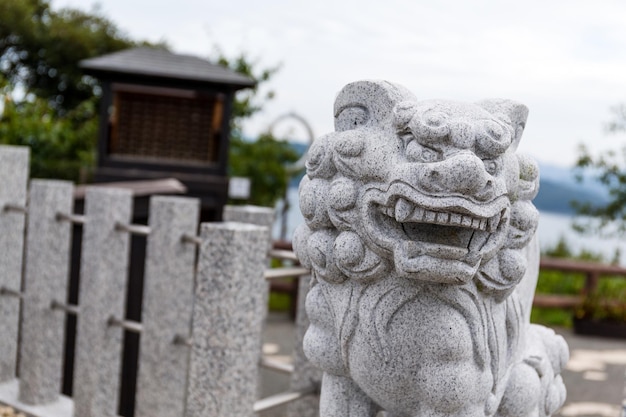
{"left": 260, "top": 312, "right": 626, "bottom": 417}
{"left": 554, "top": 327, "right": 626, "bottom": 417}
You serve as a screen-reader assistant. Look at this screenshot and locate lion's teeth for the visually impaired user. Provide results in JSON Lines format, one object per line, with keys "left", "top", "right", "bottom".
{"left": 395, "top": 198, "right": 414, "bottom": 222}
{"left": 449, "top": 213, "right": 463, "bottom": 226}
{"left": 391, "top": 200, "right": 496, "bottom": 233}
{"left": 436, "top": 212, "right": 450, "bottom": 223}
{"left": 461, "top": 215, "right": 473, "bottom": 227}
{"left": 487, "top": 212, "right": 501, "bottom": 232}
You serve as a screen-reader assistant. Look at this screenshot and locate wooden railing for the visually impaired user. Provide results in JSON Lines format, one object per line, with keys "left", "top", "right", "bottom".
{"left": 533, "top": 257, "right": 626, "bottom": 309}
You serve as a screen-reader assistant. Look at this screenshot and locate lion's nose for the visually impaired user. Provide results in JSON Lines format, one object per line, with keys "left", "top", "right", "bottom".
{"left": 418, "top": 153, "right": 493, "bottom": 198}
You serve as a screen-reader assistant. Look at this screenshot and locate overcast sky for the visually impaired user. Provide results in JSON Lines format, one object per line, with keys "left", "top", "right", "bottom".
{"left": 53, "top": 0, "right": 626, "bottom": 167}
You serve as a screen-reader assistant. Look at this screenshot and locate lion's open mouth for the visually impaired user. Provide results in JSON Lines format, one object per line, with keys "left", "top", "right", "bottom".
{"left": 381, "top": 197, "right": 505, "bottom": 253}
{"left": 362, "top": 183, "right": 510, "bottom": 280}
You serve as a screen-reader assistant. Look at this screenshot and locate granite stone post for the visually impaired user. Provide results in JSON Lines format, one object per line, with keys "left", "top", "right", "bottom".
{"left": 0, "top": 145, "right": 29, "bottom": 383}
{"left": 286, "top": 274, "right": 321, "bottom": 417}
{"left": 19, "top": 180, "right": 74, "bottom": 405}
{"left": 222, "top": 205, "right": 275, "bottom": 251}
{"left": 223, "top": 204, "right": 277, "bottom": 409}
{"left": 135, "top": 196, "right": 200, "bottom": 417}
{"left": 72, "top": 188, "right": 132, "bottom": 417}
{"left": 185, "top": 222, "right": 269, "bottom": 417}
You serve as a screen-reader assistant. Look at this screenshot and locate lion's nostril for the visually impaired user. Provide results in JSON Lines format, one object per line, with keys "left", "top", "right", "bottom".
{"left": 417, "top": 154, "right": 493, "bottom": 196}
{"left": 429, "top": 171, "right": 441, "bottom": 181}
{"left": 475, "top": 180, "right": 495, "bottom": 201}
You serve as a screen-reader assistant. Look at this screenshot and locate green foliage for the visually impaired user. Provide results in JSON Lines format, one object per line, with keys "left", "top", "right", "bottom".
{"left": 0, "top": 0, "right": 289, "bottom": 202}
{"left": 217, "top": 53, "right": 298, "bottom": 208}
{"left": 229, "top": 133, "right": 299, "bottom": 207}
{"left": 534, "top": 270, "right": 585, "bottom": 297}
{"left": 532, "top": 237, "right": 606, "bottom": 327}
{"left": 0, "top": 0, "right": 149, "bottom": 181}
{"left": 530, "top": 308, "right": 574, "bottom": 328}
{"left": 575, "top": 277, "right": 626, "bottom": 323}
{"left": 574, "top": 104, "right": 626, "bottom": 236}
{"left": 216, "top": 53, "right": 280, "bottom": 129}
{"left": 268, "top": 291, "right": 292, "bottom": 312}
{"left": 533, "top": 236, "right": 626, "bottom": 327}
{"left": 0, "top": 84, "right": 97, "bottom": 181}
{"left": 0, "top": 0, "right": 141, "bottom": 112}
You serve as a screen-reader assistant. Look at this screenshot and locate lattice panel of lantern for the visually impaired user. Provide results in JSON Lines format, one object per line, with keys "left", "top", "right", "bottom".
{"left": 109, "top": 89, "right": 223, "bottom": 165}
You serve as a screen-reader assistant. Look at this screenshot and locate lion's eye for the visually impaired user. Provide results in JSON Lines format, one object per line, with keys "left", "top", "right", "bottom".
{"left": 406, "top": 140, "right": 440, "bottom": 163}
{"left": 420, "top": 148, "right": 438, "bottom": 162}
{"left": 483, "top": 159, "right": 500, "bottom": 175}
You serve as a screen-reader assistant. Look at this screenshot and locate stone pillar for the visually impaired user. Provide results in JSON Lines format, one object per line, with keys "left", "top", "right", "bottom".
{"left": 19, "top": 180, "right": 74, "bottom": 405}
{"left": 135, "top": 196, "right": 200, "bottom": 417}
{"left": 0, "top": 145, "right": 29, "bottom": 383}
{"left": 72, "top": 188, "right": 132, "bottom": 417}
{"left": 222, "top": 205, "right": 275, "bottom": 250}
{"left": 185, "top": 222, "right": 269, "bottom": 417}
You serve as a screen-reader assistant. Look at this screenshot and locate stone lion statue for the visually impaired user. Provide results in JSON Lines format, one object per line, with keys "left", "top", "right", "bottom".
{"left": 293, "top": 80, "right": 568, "bottom": 417}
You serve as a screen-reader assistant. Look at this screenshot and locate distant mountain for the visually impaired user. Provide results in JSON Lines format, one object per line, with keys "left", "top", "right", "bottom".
{"left": 535, "top": 162, "right": 609, "bottom": 215}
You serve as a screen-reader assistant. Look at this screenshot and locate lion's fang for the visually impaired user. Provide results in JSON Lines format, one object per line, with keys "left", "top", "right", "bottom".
{"left": 487, "top": 213, "right": 502, "bottom": 233}
{"left": 395, "top": 198, "right": 414, "bottom": 222}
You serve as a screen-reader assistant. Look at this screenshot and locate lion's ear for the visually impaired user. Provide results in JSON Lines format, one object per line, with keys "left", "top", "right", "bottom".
{"left": 333, "top": 80, "right": 416, "bottom": 133}
{"left": 477, "top": 99, "right": 529, "bottom": 151}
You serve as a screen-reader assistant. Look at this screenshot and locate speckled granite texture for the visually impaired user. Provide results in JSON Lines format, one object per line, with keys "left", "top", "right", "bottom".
{"left": 72, "top": 188, "right": 132, "bottom": 417}
{"left": 0, "top": 146, "right": 29, "bottom": 383}
{"left": 19, "top": 180, "right": 73, "bottom": 405}
{"left": 185, "top": 222, "right": 269, "bottom": 417}
{"left": 222, "top": 205, "right": 275, "bottom": 223}
{"left": 222, "top": 205, "right": 275, "bottom": 250}
{"left": 293, "top": 80, "right": 568, "bottom": 416}
{"left": 135, "top": 196, "right": 199, "bottom": 417}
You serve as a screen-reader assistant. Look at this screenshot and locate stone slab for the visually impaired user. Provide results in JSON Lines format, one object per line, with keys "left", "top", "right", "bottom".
{"left": 185, "top": 222, "right": 269, "bottom": 417}
{"left": 0, "top": 145, "right": 29, "bottom": 382}
{"left": 72, "top": 188, "right": 132, "bottom": 417}
{"left": 19, "top": 180, "right": 74, "bottom": 405}
{"left": 135, "top": 196, "right": 199, "bottom": 417}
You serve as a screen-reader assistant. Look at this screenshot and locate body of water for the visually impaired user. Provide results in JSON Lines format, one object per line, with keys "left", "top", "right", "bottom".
{"left": 274, "top": 187, "right": 626, "bottom": 265}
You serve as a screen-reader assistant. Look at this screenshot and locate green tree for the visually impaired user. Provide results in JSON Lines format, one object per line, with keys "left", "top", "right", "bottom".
{"left": 217, "top": 54, "right": 300, "bottom": 207}
{"left": 216, "top": 53, "right": 280, "bottom": 127}
{"left": 0, "top": 76, "right": 98, "bottom": 181}
{"left": 0, "top": 0, "right": 296, "bottom": 199}
{"left": 0, "top": 0, "right": 145, "bottom": 180}
{"left": 575, "top": 105, "right": 626, "bottom": 236}
{"left": 229, "top": 133, "right": 299, "bottom": 207}
{"left": 0, "top": 0, "right": 138, "bottom": 112}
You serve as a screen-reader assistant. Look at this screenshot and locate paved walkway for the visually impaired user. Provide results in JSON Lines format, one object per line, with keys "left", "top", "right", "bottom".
{"left": 260, "top": 313, "right": 626, "bottom": 417}
{"left": 554, "top": 327, "right": 626, "bottom": 417}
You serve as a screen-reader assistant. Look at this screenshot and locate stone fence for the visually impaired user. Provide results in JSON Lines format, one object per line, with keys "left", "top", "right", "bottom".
{"left": 0, "top": 145, "right": 320, "bottom": 417}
